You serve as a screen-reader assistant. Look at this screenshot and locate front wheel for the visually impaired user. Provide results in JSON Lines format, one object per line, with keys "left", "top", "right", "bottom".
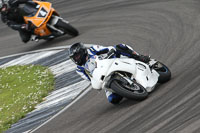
{"left": 55, "top": 19, "right": 79, "bottom": 37}
{"left": 110, "top": 75, "right": 148, "bottom": 100}
{"left": 153, "top": 62, "right": 171, "bottom": 83}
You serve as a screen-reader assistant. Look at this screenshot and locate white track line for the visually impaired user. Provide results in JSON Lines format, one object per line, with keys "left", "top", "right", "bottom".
{"left": 29, "top": 86, "right": 92, "bottom": 133}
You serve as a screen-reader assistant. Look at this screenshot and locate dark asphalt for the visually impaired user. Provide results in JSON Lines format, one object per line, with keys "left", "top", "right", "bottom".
{"left": 1, "top": 0, "right": 200, "bottom": 133}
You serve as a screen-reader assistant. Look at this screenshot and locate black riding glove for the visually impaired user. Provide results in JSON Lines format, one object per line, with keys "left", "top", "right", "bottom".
{"left": 21, "top": 24, "right": 30, "bottom": 30}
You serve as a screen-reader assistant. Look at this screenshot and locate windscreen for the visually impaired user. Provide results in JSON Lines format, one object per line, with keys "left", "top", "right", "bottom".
{"left": 22, "top": 3, "right": 39, "bottom": 17}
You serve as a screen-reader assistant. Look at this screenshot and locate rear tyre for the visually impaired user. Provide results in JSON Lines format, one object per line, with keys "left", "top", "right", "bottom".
{"left": 56, "top": 19, "right": 79, "bottom": 37}
{"left": 153, "top": 62, "right": 171, "bottom": 83}
{"left": 110, "top": 75, "right": 148, "bottom": 100}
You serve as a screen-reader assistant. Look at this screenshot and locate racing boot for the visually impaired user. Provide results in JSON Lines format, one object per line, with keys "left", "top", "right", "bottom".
{"left": 105, "top": 90, "right": 123, "bottom": 104}
{"left": 30, "top": 35, "right": 39, "bottom": 42}
{"left": 115, "top": 44, "right": 150, "bottom": 63}
{"left": 135, "top": 54, "right": 151, "bottom": 63}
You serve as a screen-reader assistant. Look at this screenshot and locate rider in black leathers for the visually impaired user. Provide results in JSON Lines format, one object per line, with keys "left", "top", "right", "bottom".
{"left": 0, "top": 0, "right": 32, "bottom": 43}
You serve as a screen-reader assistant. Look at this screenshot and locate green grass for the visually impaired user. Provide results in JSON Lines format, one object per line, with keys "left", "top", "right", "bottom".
{"left": 0, "top": 65, "right": 55, "bottom": 132}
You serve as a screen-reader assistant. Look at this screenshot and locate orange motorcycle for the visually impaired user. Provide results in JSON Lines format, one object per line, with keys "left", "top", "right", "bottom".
{"left": 22, "top": 0, "right": 79, "bottom": 41}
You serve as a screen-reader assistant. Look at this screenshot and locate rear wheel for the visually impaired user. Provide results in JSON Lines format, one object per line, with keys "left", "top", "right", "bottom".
{"left": 153, "top": 62, "right": 171, "bottom": 83}
{"left": 55, "top": 19, "right": 79, "bottom": 37}
{"left": 110, "top": 74, "right": 148, "bottom": 100}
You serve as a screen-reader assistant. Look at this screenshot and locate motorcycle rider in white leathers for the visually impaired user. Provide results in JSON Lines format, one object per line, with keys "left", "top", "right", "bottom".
{"left": 69, "top": 42, "right": 150, "bottom": 104}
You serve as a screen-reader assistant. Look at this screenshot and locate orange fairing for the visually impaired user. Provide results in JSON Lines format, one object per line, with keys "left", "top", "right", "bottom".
{"left": 24, "top": 0, "right": 60, "bottom": 36}
{"left": 34, "top": 23, "right": 51, "bottom": 36}
{"left": 24, "top": 1, "right": 51, "bottom": 27}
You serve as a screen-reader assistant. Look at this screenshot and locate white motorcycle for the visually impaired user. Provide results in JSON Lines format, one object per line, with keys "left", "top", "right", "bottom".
{"left": 85, "top": 50, "right": 171, "bottom": 100}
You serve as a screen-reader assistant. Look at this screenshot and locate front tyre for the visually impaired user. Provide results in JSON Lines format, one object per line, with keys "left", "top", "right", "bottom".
{"left": 153, "top": 62, "right": 171, "bottom": 83}
{"left": 56, "top": 19, "right": 79, "bottom": 37}
{"left": 110, "top": 75, "right": 148, "bottom": 100}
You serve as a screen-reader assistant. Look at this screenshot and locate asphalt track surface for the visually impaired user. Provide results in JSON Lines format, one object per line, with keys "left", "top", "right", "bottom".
{"left": 1, "top": 0, "right": 200, "bottom": 133}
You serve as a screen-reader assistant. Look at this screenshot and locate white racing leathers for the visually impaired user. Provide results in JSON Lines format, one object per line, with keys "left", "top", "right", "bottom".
{"left": 76, "top": 44, "right": 137, "bottom": 104}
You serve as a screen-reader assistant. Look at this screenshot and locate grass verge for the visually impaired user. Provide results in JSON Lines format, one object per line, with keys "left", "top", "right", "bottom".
{"left": 0, "top": 65, "right": 55, "bottom": 132}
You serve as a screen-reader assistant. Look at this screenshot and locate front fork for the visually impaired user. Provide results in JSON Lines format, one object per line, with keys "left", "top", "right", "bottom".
{"left": 103, "top": 72, "right": 140, "bottom": 91}
{"left": 47, "top": 15, "right": 68, "bottom": 36}
{"left": 148, "top": 59, "right": 158, "bottom": 68}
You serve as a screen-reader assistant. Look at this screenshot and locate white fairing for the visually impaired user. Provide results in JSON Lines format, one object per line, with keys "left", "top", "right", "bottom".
{"left": 85, "top": 56, "right": 159, "bottom": 93}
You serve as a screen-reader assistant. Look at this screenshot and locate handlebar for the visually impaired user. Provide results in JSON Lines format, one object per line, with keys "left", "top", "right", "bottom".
{"left": 104, "top": 49, "right": 116, "bottom": 59}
